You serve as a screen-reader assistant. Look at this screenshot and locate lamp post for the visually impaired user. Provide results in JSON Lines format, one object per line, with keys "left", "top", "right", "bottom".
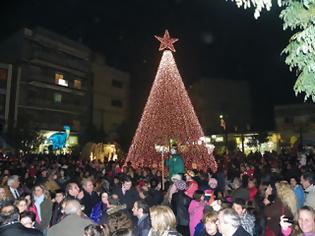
{"left": 154, "top": 144, "right": 169, "bottom": 190}
{"left": 220, "top": 115, "right": 228, "bottom": 154}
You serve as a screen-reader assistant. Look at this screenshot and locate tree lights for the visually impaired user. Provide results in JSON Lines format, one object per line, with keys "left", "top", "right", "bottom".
{"left": 125, "top": 30, "right": 217, "bottom": 173}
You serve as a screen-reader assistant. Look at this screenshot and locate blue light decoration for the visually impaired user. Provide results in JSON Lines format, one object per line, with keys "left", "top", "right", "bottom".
{"left": 47, "top": 125, "right": 70, "bottom": 150}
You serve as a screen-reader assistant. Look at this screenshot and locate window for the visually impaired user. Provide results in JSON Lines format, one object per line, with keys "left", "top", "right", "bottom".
{"left": 55, "top": 73, "right": 68, "bottom": 87}
{"left": 0, "top": 69, "right": 7, "bottom": 80}
{"left": 74, "top": 79, "right": 82, "bottom": 89}
{"left": 111, "top": 99, "right": 123, "bottom": 108}
{"left": 54, "top": 93, "right": 62, "bottom": 103}
{"left": 112, "top": 80, "right": 123, "bottom": 89}
{"left": 0, "top": 95, "right": 5, "bottom": 114}
{"left": 284, "top": 117, "right": 294, "bottom": 124}
{"left": 0, "top": 69, "right": 7, "bottom": 90}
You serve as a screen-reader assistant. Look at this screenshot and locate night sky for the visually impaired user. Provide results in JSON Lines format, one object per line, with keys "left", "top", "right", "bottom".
{"left": 0, "top": 0, "right": 307, "bottom": 131}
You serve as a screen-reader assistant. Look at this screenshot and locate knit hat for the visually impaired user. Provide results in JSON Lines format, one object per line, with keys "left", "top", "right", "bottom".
{"left": 175, "top": 180, "right": 187, "bottom": 191}
{"left": 171, "top": 174, "right": 182, "bottom": 182}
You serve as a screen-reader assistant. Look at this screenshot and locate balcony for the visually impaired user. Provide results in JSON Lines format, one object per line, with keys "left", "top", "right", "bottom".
{"left": 30, "top": 48, "right": 89, "bottom": 74}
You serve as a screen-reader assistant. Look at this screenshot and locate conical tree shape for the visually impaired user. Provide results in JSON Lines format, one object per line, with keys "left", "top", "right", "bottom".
{"left": 126, "top": 50, "right": 217, "bottom": 172}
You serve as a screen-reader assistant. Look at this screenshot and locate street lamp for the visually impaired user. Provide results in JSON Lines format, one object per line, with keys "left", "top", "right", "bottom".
{"left": 219, "top": 115, "right": 228, "bottom": 154}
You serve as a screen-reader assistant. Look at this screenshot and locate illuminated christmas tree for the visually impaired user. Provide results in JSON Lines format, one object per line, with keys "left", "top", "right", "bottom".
{"left": 126, "top": 30, "right": 217, "bottom": 172}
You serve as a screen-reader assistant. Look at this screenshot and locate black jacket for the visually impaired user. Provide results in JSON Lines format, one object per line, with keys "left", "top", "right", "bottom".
{"left": 50, "top": 202, "right": 63, "bottom": 226}
{"left": 81, "top": 190, "right": 99, "bottom": 216}
{"left": 171, "top": 190, "right": 191, "bottom": 226}
{"left": 0, "top": 222, "right": 43, "bottom": 236}
{"left": 232, "top": 226, "right": 251, "bottom": 236}
{"left": 148, "top": 189, "right": 164, "bottom": 206}
{"left": 196, "top": 229, "right": 221, "bottom": 236}
{"left": 112, "top": 186, "right": 139, "bottom": 211}
{"left": 135, "top": 214, "right": 151, "bottom": 236}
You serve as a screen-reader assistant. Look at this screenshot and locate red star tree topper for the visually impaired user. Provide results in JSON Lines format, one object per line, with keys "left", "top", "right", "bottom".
{"left": 126, "top": 30, "right": 217, "bottom": 173}
{"left": 154, "top": 30, "right": 178, "bottom": 52}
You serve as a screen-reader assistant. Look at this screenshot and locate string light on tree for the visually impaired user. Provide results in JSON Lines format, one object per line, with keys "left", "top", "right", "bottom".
{"left": 126, "top": 30, "right": 217, "bottom": 172}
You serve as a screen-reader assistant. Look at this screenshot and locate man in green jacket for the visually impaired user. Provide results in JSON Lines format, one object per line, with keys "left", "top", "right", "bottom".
{"left": 165, "top": 145, "right": 185, "bottom": 180}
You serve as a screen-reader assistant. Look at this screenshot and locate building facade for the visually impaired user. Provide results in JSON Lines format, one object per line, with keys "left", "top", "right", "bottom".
{"left": 189, "top": 78, "right": 252, "bottom": 134}
{"left": 274, "top": 104, "right": 315, "bottom": 145}
{"left": 91, "top": 54, "right": 130, "bottom": 136}
{"left": 0, "top": 27, "right": 92, "bottom": 145}
{"left": 0, "top": 62, "right": 13, "bottom": 133}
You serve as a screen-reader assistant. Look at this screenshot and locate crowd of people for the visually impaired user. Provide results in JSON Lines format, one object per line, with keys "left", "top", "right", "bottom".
{"left": 0, "top": 148, "right": 314, "bottom": 236}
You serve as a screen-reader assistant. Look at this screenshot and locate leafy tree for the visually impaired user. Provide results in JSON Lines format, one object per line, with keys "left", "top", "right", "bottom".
{"left": 228, "top": 0, "right": 315, "bottom": 101}
{"left": 9, "top": 118, "right": 44, "bottom": 154}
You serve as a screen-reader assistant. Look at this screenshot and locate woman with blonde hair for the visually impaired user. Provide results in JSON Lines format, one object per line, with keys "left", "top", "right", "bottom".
{"left": 149, "top": 205, "right": 181, "bottom": 236}
{"left": 264, "top": 181, "right": 297, "bottom": 236}
{"left": 276, "top": 181, "right": 297, "bottom": 218}
{"left": 196, "top": 210, "right": 222, "bottom": 236}
{"left": 280, "top": 206, "right": 315, "bottom": 236}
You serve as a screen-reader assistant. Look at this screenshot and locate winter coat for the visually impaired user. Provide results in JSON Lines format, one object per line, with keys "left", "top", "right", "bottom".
{"left": 90, "top": 202, "right": 108, "bottom": 224}
{"left": 134, "top": 214, "right": 151, "bottom": 236}
{"left": 171, "top": 190, "right": 191, "bottom": 226}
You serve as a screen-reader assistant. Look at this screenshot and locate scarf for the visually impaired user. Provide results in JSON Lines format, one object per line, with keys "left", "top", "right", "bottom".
{"left": 34, "top": 194, "right": 45, "bottom": 221}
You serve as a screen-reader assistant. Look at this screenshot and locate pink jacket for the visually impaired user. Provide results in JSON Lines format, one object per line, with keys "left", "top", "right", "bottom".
{"left": 188, "top": 200, "right": 205, "bottom": 236}
{"left": 185, "top": 180, "right": 198, "bottom": 198}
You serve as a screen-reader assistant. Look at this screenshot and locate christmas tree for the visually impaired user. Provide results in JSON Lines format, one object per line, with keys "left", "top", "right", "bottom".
{"left": 126, "top": 30, "right": 217, "bottom": 172}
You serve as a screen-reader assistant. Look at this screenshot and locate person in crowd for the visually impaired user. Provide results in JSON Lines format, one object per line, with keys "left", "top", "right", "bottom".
{"left": 247, "top": 178, "right": 257, "bottom": 203}
{"left": 47, "top": 199, "right": 93, "bottom": 236}
{"left": 132, "top": 200, "right": 151, "bottom": 236}
{"left": 264, "top": 181, "right": 297, "bottom": 236}
{"left": 280, "top": 205, "right": 315, "bottom": 236}
{"left": 300, "top": 172, "right": 315, "bottom": 209}
{"left": 6, "top": 175, "right": 22, "bottom": 200}
{"left": 107, "top": 211, "right": 133, "bottom": 235}
{"left": 196, "top": 210, "right": 221, "bottom": 236}
{"left": 166, "top": 174, "right": 182, "bottom": 204}
{"left": 24, "top": 193, "right": 33, "bottom": 208}
{"left": 148, "top": 178, "right": 164, "bottom": 206}
{"left": 29, "top": 184, "right": 52, "bottom": 232}
{"left": 90, "top": 191, "right": 113, "bottom": 224}
{"left": 84, "top": 224, "right": 110, "bottom": 236}
{"left": 112, "top": 175, "right": 139, "bottom": 213}
{"left": 44, "top": 170, "right": 60, "bottom": 194}
{"left": 165, "top": 144, "right": 185, "bottom": 181}
{"left": 171, "top": 180, "right": 191, "bottom": 236}
{"left": 232, "top": 198, "right": 255, "bottom": 236}
{"left": 14, "top": 197, "right": 28, "bottom": 214}
{"left": 216, "top": 208, "right": 250, "bottom": 236}
{"left": 231, "top": 177, "right": 249, "bottom": 203}
{"left": 35, "top": 169, "right": 48, "bottom": 185}
{"left": 289, "top": 176, "right": 305, "bottom": 209}
{"left": 185, "top": 171, "right": 199, "bottom": 198}
{"left": 65, "top": 182, "right": 84, "bottom": 200}
{"left": 81, "top": 178, "right": 99, "bottom": 216}
{"left": 189, "top": 190, "right": 206, "bottom": 236}
{"left": 0, "top": 185, "right": 10, "bottom": 208}
{"left": 148, "top": 205, "right": 181, "bottom": 236}
{"left": 214, "top": 166, "right": 226, "bottom": 196}
{"left": 56, "top": 168, "right": 69, "bottom": 189}
{"left": 0, "top": 203, "right": 43, "bottom": 236}
{"left": 50, "top": 189, "right": 65, "bottom": 226}
{"left": 20, "top": 211, "right": 37, "bottom": 229}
